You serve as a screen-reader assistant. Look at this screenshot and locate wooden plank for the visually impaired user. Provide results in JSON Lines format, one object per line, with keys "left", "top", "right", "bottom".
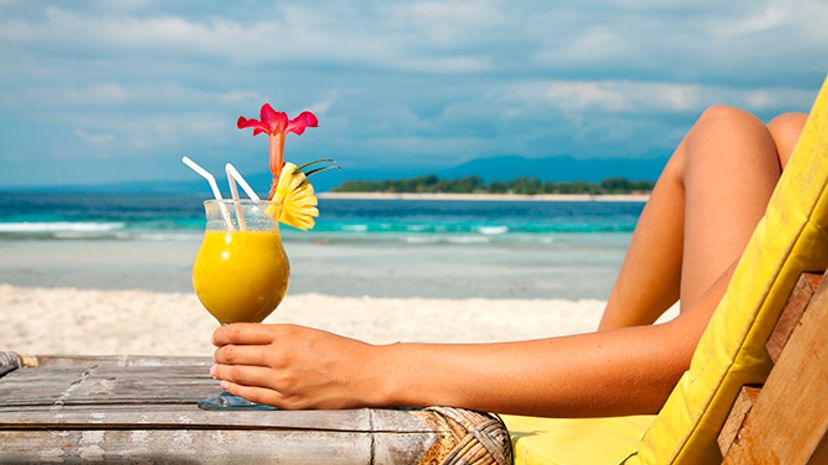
{"left": 811, "top": 434, "right": 828, "bottom": 465}
{"left": 0, "top": 429, "right": 441, "bottom": 465}
{"left": 766, "top": 272, "right": 823, "bottom": 362}
{"left": 0, "top": 429, "right": 378, "bottom": 465}
{"left": 26, "top": 354, "right": 212, "bottom": 367}
{"left": 723, "top": 271, "right": 828, "bottom": 465}
{"left": 0, "top": 367, "right": 91, "bottom": 406}
{"left": 0, "top": 408, "right": 419, "bottom": 432}
{"left": 717, "top": 386, "right": 761, "bottom": 456}
{"left": 0, "top": 364, "right": 216, "bottom": 407}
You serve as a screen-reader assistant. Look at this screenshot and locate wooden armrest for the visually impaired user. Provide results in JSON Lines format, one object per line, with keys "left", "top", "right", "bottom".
{"left": 718, "top": 271, "right": 828, "bottom": 465}
{"left": 717, "top": 386, "right": 761, "bottom": 457}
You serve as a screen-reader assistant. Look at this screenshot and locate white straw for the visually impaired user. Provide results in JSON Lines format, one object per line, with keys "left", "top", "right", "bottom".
{"left": 182, "top": 156, "right": 223, "bottom": 201}
{"left": 182, "top": 156, "right": 233, "bottom": 230}
{"left": 225, "top": 163, "right": 261, "bottom": 201}
{"left": 225, "top": 165, "right": 248, "bottom": 231}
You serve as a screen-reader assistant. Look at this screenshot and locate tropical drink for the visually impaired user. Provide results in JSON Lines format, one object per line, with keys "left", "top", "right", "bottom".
{"left": 193, "top": 199, "right": 290, "bottom": 410}
{"left": 186, "top": 102, "right": 331, "bottom": 410}
{"left": 193, "top": 230, "right": 289, "bottom": 324}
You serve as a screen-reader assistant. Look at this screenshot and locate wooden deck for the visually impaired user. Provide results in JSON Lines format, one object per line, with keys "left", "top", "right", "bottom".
{"left": 0, "top": 353, "right": 512, "bottom": 464}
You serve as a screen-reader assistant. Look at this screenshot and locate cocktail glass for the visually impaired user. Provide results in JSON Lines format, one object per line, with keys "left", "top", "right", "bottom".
{"left": 192, "top": 199, "right": 290, "bottom": 410}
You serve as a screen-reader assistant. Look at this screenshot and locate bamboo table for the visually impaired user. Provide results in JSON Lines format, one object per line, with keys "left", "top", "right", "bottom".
{"left": 0, "top": 352, "right": 512, "bottom": 464}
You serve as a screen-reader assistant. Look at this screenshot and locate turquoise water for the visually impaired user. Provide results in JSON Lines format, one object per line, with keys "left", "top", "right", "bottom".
{"left": 0, "top": 192, "right": 642, "bottom": 298}
{"left": 0, "top": 193, "right": 644, "bottom": 242}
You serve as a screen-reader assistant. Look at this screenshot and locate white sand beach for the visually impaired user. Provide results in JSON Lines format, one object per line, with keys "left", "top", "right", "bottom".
{"left": 0, "top": 284, "right": 612, "bottom": 356}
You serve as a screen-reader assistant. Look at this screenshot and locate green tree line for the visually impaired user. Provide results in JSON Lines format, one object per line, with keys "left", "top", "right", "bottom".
{"left": 333, "top": 175, "right": 654, "bottom": 195}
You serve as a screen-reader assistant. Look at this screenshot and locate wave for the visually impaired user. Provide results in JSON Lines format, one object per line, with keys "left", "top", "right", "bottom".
{"left": 448, "top": 236, "right": 491, "bottom": 244}
{"left": 340, "top": 224, "right": 369, "bottom": 232}
{"left": 116, "top": 232, "right": 202, "bottom": 241}
{"left": 0, "top": 218, "right": 636, "bottom": 242}
{"left": 403, "top": 235, "right": 491, "bottom": 244}
{"left": 314, "top": 222, "right": 632, "bottom": 235}
{"left": 0, "top": 222, "right": 126, "bottom": 232}
{"left": 477, "top": 225, "right": 509, "bottom": 235}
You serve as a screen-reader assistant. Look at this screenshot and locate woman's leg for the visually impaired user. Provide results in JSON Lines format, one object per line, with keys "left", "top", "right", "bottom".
{"left": 599, "top": 106, "right": 789, "bottom": 330}
{"left": 768, "top": 112, "right": 808, "bottom": 168}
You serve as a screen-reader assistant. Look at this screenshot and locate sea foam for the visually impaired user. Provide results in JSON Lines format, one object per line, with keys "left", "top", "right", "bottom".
{"left": 0, "top": 222, "right": 126, "bottom": 232}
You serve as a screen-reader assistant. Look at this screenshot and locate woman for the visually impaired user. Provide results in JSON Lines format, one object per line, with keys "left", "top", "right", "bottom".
{"left": 208, "top": 107, "right": 808, "bottom": 417}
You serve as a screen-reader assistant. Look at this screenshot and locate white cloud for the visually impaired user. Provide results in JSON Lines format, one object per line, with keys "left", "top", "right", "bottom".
{"left": 387, "top": 0, "right": 508, "bottom": 46}
{"left": 508, "top": 80, "right": 816, "bottom": 114}
{"left": 61, "top": 112, "right": 227, "bottom": 157}
{"left": 0, "top": 82, "right": 126, "bottom": 109}
{"left": 710, "top": 5, "right": 791, "bottom": 37}
{"left": 372, "top": 135, "right": 488, "bottom": 159}
{"left": 217, "top": 91, "right": 259, "bottom": 105}
{"left": 1, "top": 82, "right": 265, "bottom": 111}
{"left": 0, "top": 5, "right": 494, "bottom": 74}
{"left": 75, "top": 129, "right": 115, "bottom": 147}
{"left": 308, "top": 93, "right": 337, "bottom": 116}
{"left": 799, "top": 0, "right": 828, "bottom": 40}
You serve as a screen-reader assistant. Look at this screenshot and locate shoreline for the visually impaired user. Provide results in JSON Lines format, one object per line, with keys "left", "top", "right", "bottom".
{"left": 318, "top": 192, "right": 650, "bottom": 202}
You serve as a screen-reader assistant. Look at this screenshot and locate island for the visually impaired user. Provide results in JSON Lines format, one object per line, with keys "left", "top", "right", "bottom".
{"left": 320, "top": 175, "right": 653, "bottom": 202}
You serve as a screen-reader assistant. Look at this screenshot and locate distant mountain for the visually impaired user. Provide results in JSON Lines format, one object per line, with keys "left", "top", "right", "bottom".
{"left": 325, "top": 155, "right": 668, "bottom": 191}
{"left": 3, "top": 155, "right": 666, "bottom": 194}
{"left": 437, "top": 155, "right": 667, "bottom": 183}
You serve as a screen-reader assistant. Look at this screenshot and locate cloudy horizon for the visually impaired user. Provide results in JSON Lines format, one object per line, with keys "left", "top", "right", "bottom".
{"left": 1, "top": 0, "right": 826, "bottom": 187}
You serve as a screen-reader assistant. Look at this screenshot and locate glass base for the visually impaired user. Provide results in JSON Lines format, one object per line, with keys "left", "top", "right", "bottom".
{"left": 197, "top": 390, "right": 279, "bottom": 411}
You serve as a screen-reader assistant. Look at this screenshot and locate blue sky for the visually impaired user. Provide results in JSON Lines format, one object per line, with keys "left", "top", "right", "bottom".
{"left": 1, "top": 0, "right": 826, "bottom": 187}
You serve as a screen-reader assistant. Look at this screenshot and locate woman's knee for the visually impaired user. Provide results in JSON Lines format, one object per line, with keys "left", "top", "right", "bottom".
{"left": 768, "top": 112, "right": 808, "bottom": 132}
{"left": 665, "top": 105, "right": 759, "bottom": 180}
{"left": 767, "top": 112, "right": 808, "bottom": 168}
{"left": 681, "top": 105, "right": 772, "bottom": 170}
{"left": 696, "top": 105, "right": 764, "bottom": 130}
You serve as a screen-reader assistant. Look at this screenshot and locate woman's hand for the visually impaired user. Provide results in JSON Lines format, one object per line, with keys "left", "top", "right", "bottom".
{"left": 210, "top": 323, "right": 387, "bottom": 409}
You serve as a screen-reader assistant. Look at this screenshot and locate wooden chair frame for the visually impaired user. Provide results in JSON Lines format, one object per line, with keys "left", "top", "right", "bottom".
{"left": 717, "top": 271, "right": 828, "bottom": 464}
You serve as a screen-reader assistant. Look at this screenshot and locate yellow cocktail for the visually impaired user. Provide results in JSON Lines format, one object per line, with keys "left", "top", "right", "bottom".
{"left": 193, "top": 230, "right": 289, "bottom": 324}
{"left": 193, "top": 199, "right": 290, "bottom": 410}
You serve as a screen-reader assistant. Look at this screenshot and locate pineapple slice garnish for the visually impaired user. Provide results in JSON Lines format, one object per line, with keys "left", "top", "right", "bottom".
{"left": 267, "top": 162, "right": 319, "bottom": 231}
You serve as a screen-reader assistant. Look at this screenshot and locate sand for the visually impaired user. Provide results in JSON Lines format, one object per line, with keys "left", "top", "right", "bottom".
{"left": 0, "top": 284, "right": 612, "bottom": 356}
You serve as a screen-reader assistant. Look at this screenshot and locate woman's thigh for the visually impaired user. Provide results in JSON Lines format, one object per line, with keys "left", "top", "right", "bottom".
{"left": 679, "top": 105, "right": 782, "bottom": 308}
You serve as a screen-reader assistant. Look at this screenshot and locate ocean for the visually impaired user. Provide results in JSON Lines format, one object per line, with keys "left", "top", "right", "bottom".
{"left": 0, "top": 192, "right": 643, "bottom": 299}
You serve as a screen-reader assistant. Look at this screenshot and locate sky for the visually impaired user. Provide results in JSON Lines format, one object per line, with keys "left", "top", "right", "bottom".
{"left": 0, "top": 0, "right": 826, "bottom": 188}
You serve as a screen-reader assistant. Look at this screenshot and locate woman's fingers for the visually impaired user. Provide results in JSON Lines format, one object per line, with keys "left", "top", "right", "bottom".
{"left": 213, "top": 344, "right": 271, "bottom": 366}
{"left": 212, "top": 323, "right": 275, "bottom": 346}
{"left": 220, "top": 380, "right": 287, "bottom": 408}
{"left": 213, "top": 363, "right": 278, "bottom": 390}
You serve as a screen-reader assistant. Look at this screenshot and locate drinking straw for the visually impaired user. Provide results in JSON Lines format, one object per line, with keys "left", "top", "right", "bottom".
{"left": 181, "top": 156, "right": 233, "bottom": 230}
{"left": 225, "top": 163, "right": 261, "bottom": 201}
{"left": 182, "top": 156, "right": 223, "bottom": 200}
{"left": 225, "top": 165, "right": 248, "bottom": 231}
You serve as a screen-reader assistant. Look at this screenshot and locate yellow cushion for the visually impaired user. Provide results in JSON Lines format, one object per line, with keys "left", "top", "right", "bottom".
{"left": 630, "top": 76, "right": 828, "bottom": 464}
{"left": 503, "top": 414, "right": 655, "bottom": 465}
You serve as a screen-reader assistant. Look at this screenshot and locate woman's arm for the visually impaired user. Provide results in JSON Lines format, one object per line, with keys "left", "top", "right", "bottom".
{"left": 211, "top": 264, "right": 733, "bottom": 417}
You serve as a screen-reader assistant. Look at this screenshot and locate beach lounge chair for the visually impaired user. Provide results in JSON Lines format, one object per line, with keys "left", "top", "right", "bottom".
{"left": 503, "top": 75, "right": 828, "bottom": 465}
